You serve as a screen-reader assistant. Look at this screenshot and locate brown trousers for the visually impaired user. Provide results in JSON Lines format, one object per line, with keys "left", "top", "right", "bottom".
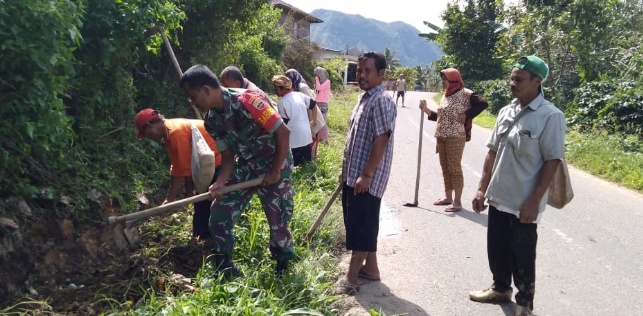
{"left": 436, "top": 137, "right": 466, "bottom": 191}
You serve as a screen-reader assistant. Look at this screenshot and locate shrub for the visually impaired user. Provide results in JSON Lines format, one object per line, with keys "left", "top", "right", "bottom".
{"left": 570, "top": 80, "right": 643, "bottom": 138}
{"left": 474, "top": 79, "right": 512, "bottom": 114}
{"left": 316, "top": 56, "right": 347, "bottom": 92}
{"left": 0, "top": 0, "right": 82, "bottom": 197}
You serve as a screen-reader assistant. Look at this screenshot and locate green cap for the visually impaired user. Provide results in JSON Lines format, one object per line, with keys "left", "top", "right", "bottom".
{"left": 514, "top": 55, "right": 549, "bottom": 81}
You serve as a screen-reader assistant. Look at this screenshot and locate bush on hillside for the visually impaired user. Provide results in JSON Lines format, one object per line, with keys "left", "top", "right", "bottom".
{"left": 0, "top": 0, "right": 287, "bottom": 215}
{"left": 475, "top": 79, "right": 512, "bottom": 114}
{"left": 316, "top": 56, "right": 347, "bottom": 92}
{"left": 569, "top": 80, "right": 643, "bottom": 138}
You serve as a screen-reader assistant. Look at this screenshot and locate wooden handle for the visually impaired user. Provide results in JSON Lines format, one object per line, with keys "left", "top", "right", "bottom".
{"left": 158, "top": 27, "right": 201, "bottom": 120}
{"left": 304, "top": 183, "right": 342, "bottom": 241}
{"left": 412, "top": 111, "right": 424, "bottom": 205}
{"left": 108, "top": 176, "right": 265, "bottom": 225}
{"left": 159, "top": 27, "right": 183, "bottom": 77}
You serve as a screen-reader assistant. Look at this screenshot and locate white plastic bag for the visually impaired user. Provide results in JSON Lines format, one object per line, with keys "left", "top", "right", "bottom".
{"left": 190, "top": 122, "right": 215, "bottom": 193}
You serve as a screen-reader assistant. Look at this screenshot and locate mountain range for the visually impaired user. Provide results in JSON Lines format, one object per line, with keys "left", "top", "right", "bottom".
{"left": 309, "top": 9, "right": 444, "bottom": 67}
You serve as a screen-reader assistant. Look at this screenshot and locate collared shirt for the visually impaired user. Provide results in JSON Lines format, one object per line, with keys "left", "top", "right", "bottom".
{"left": 342, "top": 84, "right": 396, "bottom": 198}
{"left": 486, "top": 95, "right": 566, "bottom": 222}
{"left": 204, "top": 88, "right": 286, "bottom": 171}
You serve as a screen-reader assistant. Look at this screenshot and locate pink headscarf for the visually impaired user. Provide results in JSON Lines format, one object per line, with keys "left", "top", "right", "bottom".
{"left": 440, "top": 68, "right": 464, "bottom": 96}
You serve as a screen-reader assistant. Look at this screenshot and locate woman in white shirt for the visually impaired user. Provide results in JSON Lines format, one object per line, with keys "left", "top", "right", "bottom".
{"left": 272, "top": 75, "right": 319, "bottom": 166}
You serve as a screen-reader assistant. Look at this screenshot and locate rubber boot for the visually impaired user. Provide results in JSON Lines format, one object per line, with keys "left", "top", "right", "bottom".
{"left": 208, "top": 252, "right": 240, "bottom": 278}
{"left": 275, "top": 258, "right": 289, "bottom": 278}
{"left": 270, "top": 245, "right": 292, "bottom": 278}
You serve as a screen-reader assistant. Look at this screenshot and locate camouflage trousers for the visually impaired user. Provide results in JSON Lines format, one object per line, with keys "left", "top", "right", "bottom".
{"left": 209, "top": 161, "right": 295, "bottom": 261}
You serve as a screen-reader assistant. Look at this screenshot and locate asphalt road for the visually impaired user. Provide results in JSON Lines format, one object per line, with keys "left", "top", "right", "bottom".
{"left": 341, "top": 91, "right": 643, "bottom": 316}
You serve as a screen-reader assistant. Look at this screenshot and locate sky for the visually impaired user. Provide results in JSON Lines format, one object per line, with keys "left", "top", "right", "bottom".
{"left": 282, "top": 0, "right": 451, "bottom": 32}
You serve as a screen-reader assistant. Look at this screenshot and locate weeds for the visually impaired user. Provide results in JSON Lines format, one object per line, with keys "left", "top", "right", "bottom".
{"left": 566, "top": 130, "right": 643, "bottom": 191}
{"left": 109, "top": 90, "right": 360, "bottom": 315}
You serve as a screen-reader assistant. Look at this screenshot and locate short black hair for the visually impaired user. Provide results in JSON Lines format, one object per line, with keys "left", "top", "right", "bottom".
{"left": 358, "top": 51, "right": 387, "bottom": 72}
{"left": 220, "top": 65, "right": 244, "bottom": 83}
{"left": 180, "top": 64, "right": 221, "bottom": 90}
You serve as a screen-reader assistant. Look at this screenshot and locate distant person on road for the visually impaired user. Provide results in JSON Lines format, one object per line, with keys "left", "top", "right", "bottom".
{"left": 335, "top": 51, "right": 396, "bottom": 295}
{"left": 419, "top": 68, "right": 488, "bottom": 212}
{"left": 219, "top": 65, "right": 275, "bottom": 109}
{"left": 135, "top": 108, "right": 222, "bottom": 245}
{"left": 395, "top": 74, "right": 406, "bottom": 107}
{"left": 469, "top": 56, "right": 566, "bottom": 316}
{"left": 314, "top": 66, "right": 330, "bottom": 144}
{"left": 180, "top": 64, "right": 295, "bottom": 278}
{"left": 272, "top": 74, "right": 319, "bottom": 166}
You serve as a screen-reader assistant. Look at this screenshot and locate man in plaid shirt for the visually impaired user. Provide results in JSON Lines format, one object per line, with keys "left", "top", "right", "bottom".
{"left": 335, "top": 51, "right": 397, "bottom": 295}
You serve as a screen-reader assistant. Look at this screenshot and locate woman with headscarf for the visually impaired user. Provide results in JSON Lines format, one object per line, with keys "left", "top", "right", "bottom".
{"left": 272, "top": 74, "right": 316, "bottom": 166}
{"left": 285, "top": 68, "right": 323, "bottom": 158}
{"left": 313, "top": 66, "right": 330, "bottom": 144}
{"left": 285, "top": 68, "right": 315, "bottom": 99}
{"left": 419, "top": 68, "right": 488, "bottom": 212}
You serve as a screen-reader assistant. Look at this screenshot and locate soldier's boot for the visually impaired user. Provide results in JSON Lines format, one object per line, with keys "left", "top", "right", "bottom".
{"left": 270, "top": 246, "right": 292, "bottom": 278}
{"left": 275, "top": 258, "right": 289, "bottom": 278}
{"left": 207, "top": 252, "right": 241, "bottom": 279}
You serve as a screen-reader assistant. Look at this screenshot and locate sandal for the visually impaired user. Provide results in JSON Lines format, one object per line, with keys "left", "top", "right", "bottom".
{"left": 433, "top": 198, "right": 452, "bottom": 206}
{"left": 334, "top": 278, "right": 360, "bottom": 295}
{"left": 358, "top": 266, "right": 381, "bottom": 281}
{"left": 445, "top": 205, "right": 462, "bottom": 212}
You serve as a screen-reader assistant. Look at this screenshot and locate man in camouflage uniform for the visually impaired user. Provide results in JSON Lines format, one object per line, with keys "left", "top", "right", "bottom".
{"left": 179, "top": 64, "right": 295, "bottom": 277}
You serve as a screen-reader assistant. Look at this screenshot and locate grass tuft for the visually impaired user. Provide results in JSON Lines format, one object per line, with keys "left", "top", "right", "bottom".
{"left": 565, "top": 130, "right": 643, "bottom": 191}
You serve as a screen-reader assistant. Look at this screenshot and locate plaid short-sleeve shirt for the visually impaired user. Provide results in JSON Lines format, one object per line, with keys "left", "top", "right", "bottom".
{"left": 342, "top": 84, "right": 397, "bottom": 198}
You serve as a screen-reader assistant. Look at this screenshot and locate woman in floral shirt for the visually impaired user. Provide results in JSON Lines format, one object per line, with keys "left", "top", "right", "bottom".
{"left": 419, "top": 68, "right": 488, "bottom": 212}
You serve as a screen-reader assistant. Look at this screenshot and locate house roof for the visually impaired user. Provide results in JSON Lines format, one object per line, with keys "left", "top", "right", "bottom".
{"left": 271, "top": 0, "right": 323, "bottom": 23}
{"left": 318, "top": 47, "right": 343, "bottom": 53}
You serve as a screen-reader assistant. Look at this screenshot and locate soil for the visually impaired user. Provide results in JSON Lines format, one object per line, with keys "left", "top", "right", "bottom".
{"left": 1, "top": 195, "right": 372, "bottom": 315}
{"left": 0, "top": 198, "right": 212, "bottom": 315}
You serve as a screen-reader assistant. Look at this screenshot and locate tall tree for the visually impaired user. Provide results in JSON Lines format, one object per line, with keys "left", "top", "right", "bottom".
{"left": 437, "top": 0, "right": 505, "bottom": 83}
{"left": 412, "top": 65, "right": 433, "bottom": 90}
{"left": 384, "top": 47, "right": 402, "bottom": 73}
{"left": 502, "top": 0, "right": 643, "bottom": 106}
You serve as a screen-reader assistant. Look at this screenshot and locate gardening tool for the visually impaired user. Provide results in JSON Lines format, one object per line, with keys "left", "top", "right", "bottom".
{"left": 145, "top": 25, "right": 201, "bottom": 119}
{"left": 403, "top": 110, "right": 424, "bottom": 207}
{"left": 108, "top": 176, "right": 264, "bottom": 249}
{"left": 304, "top": 182, "right": 342, "bottom": 242}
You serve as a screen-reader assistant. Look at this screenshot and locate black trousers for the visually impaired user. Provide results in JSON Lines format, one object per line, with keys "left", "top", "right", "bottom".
{"left": 192, "top": 171, "right": 219, "bottom": 240}
{"left": 488, "top": 206, "right": 538, "bottom": 309}
{"left": 292, "top": 144, "right": 312, "bottom": 167}
{"left": 193, "top": 199, "right": 211, "bottom": 240}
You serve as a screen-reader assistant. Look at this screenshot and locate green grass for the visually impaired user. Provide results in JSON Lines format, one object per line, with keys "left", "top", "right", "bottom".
{"left": 565, "top": 130, "right": 643, "bottom": 191}
{"left": 106, "top": 89, "right": 361, "bottom": 315}
{"left": 473, "top": 110, "right": 497, "bottom": 129}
